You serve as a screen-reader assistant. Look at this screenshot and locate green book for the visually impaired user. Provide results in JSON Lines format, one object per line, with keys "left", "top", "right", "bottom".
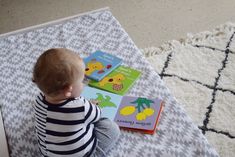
{"left": 88, "top": 66, "right": 141, "bottom": 95}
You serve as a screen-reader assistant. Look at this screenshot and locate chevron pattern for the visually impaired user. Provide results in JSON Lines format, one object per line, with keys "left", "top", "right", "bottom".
{"left": 0, "top": 9, "right": 218, "bottom": 157}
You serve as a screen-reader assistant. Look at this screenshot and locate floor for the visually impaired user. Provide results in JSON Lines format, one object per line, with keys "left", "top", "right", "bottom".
{"left": 0, "top": 1, "right": 235, "bottom": 156}
{"left": 0, "top": 0, "right": 235, "bottom": 48}
{"left": 0, "top": 111, "right": 9, "bottom": 157}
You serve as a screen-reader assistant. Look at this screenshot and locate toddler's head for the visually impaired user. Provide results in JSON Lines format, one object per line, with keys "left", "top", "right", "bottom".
{"left": 33, "top": 48, "right": 85, "bottom": 100}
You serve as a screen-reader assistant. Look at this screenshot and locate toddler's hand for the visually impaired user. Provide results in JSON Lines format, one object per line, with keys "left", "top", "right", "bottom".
{"left": 90, "top": 99, "right": 100, "bottom": 105}
{"left": 82, "top": 77, "right": 90, "bottom": 85}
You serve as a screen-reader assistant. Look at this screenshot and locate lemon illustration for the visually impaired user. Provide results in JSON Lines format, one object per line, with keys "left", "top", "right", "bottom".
{"left": 136, "top": 112, "right": 147, "bottom": 121}
{"left": 120, "top": 106, "right": 136, "bottom": 116}
{"left": 143, "top": 108, "right": 154, "bottom": 116}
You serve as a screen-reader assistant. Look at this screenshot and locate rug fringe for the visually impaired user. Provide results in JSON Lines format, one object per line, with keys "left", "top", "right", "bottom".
{"left": 141, "top": 22, "right": 235, "bottom": 57}
{"left": 186, "top": 22, "right": 235, "bottom": 44}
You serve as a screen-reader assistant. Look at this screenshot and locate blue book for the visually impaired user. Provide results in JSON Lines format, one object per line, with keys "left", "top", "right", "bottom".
{"left": 83, "top": 51, "right": 122, "bottom": 81}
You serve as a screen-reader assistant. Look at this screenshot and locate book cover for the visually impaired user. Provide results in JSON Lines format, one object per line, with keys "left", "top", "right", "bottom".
{"left": 81, "top": 86, "right": 164, "bottom": 135}
{"left": 114, "top": 96, "right": 164, "bottom": 134}
{"left": 81, "top": 86, "right": 122, "bottom": 120}
{"left": 83, "top": 51, "right": 122, "bottom": 81}
{"left": 88, "top": 66, "right": 141, "bottom": 95}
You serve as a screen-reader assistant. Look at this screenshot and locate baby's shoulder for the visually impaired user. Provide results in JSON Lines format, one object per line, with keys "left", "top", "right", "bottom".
{"left": 64, "top": 96, "right": 88, "bottom": 108}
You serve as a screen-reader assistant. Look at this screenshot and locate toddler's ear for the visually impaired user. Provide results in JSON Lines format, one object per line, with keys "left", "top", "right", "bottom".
{"left": 64, "top": 86, "right": 72, "bottom": 97}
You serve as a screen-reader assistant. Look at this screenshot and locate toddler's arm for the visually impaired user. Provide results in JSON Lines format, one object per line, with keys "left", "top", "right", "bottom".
{"left": 83, "top": 97, "right": 101, "bottom": 124}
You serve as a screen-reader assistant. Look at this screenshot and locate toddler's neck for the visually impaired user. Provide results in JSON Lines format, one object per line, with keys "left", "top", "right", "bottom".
{"left": 45, "top": 95, "right": 68, "bottom": 105}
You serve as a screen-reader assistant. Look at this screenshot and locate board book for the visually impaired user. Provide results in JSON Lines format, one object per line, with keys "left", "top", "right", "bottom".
{"left": 81, "top": 86, "right": 164, "bottom": 134}
{"left": 81, "top": 86, "right": 123, "bottom": 120}
{"left": 83, "top": 50, "right": 122, "bottom": 81}
{"left": 88, "top": 66, "right": 141, "bottom": 95}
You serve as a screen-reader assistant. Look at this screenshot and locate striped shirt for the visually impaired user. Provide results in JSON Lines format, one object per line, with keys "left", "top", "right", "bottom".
{"left": 33, "top": 93, "right": 101, "bottom": 157}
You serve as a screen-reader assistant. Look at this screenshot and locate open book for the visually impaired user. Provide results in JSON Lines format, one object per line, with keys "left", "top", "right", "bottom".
{"left": 81, "top": 86, "right": 164, "bottom": 134}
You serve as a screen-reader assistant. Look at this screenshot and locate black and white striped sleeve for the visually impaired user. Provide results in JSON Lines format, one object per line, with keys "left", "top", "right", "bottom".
{"left": 82, "top": 97, "right": 101, "bottom": 124}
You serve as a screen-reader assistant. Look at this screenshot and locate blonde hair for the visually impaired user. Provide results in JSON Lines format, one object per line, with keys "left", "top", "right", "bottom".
{"left": 33, "top": 48, "right": 84, "bottom": 96}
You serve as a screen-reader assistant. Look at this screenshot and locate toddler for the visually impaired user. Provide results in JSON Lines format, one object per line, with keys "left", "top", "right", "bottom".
{"left": 32, "top": 48, "right": 120, "bottom": 157}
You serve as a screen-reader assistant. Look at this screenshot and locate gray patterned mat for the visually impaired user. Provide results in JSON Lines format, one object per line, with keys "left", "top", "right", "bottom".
{"left": 0, "top": 8, "right": 218, "bottom": 157}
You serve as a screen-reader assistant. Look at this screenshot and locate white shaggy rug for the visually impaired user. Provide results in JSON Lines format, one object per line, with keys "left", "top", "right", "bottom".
{"left": 142, "top": 22, "right": 235, "bottom": 157}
